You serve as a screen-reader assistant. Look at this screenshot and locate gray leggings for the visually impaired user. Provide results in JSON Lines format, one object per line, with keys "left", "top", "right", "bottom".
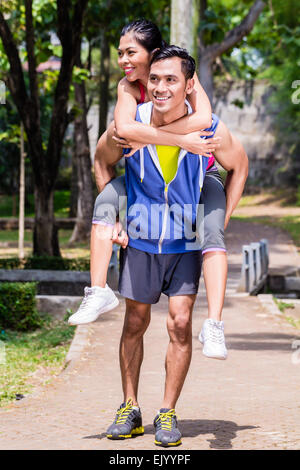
{"left": 92, "top": 169, "right": 226, "bottom": 253}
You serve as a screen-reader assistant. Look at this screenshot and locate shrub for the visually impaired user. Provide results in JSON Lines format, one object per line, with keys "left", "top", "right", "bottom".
{"left": 0, "top": 258, "right": 22, "bottom": 270}
{"left": 0, "top": 282, "right": 42, "bottom": 331}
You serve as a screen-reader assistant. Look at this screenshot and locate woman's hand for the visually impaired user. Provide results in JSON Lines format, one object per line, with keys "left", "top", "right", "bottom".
{"left": 111, "top": 221, "right": 128, "bottom": 249}
{"left": 112, "top": 128, "right": 145, "bottom": 157}
{"left": 112, "top": 127, "right": 221, "bottom": 157}
{"left": 179, "top": 131, "right": 221, "bottom": 156}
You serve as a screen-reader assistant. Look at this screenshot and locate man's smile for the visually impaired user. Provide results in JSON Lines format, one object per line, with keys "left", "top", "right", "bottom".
{"left": 153, "top": 95, "right": 171, "bottom": 102}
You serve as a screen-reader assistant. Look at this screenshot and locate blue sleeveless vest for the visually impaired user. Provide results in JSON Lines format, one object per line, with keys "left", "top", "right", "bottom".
{"left": 124, "top": 101, "right": 219, "bottom": 254}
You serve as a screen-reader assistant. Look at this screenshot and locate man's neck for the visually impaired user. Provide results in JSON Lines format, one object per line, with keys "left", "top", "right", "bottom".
{"left": 151, "top": 102, "right": 188, "bottom": 127}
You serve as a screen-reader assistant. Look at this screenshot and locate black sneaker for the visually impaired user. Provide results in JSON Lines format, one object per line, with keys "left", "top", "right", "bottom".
{"left": 154, "top": 408, "right": 182, "bottom": 447}
{"left": 106, "top": 398, "right": 144, "bottom": 439}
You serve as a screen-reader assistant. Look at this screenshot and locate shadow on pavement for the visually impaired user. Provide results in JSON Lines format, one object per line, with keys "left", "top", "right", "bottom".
{"left": 83, "top": 420, "right": 257, "bottom": 449}
{"left": 226, "top": 332, "right": 299, "bottom": 352}
{"left": 178, "top": 419, "right": 257, "bottom": 449}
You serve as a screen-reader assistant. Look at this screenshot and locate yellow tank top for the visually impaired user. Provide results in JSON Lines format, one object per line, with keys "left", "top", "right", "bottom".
{"left": 156, "top": 145, "right": 180, "bottom": 184}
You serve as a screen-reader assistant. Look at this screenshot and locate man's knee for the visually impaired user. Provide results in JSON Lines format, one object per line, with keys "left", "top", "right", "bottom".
{"left": 123, "top": 301, "right": 150, "bottom": 337}
{"left": 168, "top": 301, "right": 193, "bottom": 344}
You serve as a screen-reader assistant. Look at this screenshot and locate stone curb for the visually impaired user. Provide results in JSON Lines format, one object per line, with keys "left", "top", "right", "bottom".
{"left": 64, "top": 324, "right": 91, "bottom": 371}
{"left": 257, "top": 294, "right": 282, "bottom": 316}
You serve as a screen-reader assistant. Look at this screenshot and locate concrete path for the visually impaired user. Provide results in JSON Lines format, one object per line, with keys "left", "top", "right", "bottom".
{"left": 0, "top": 219, "right": 300, "bottom": 450}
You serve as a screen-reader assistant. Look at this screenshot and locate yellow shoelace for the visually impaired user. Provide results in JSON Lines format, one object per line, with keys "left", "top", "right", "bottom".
{"left": 116, "top": 398, "right": 134, "bottom": 425}
{"left": 156, "top": 409, "right": 176, "bottom": 431}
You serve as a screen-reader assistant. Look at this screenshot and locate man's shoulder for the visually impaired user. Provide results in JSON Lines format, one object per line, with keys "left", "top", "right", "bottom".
{"left": 136, "top": 101, "right": 152, "bottom": 124}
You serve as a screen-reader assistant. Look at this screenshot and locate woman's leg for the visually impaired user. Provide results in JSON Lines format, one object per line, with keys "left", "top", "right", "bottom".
{"left": 201, "top": 171, "right": 227, "bottom": 318}
{"left": 199, "top": 171, "right": 228, "bottom": 358}
{"left": 90, "top": 175, "right": 127, "bottom": 287}
{"left": 203, "top": 251, "right": 227, "bottom": 321}
{"left": 68, "top": 174, "right": 127, "bottom": 325}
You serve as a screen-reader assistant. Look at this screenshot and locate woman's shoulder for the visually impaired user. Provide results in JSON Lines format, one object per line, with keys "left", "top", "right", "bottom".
{"left": 118, "top": 77, "right": 140, "bottom": 102}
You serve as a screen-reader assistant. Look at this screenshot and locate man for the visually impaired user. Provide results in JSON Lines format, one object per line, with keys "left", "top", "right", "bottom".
{"left": 96, "top": 46, "right": 248, "bottom": 447}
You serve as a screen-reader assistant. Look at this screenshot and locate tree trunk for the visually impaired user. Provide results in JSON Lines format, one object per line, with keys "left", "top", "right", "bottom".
{"left": 198, "top": 56, "right": 214, "bottom": 104}
{"left": 33, "top": 186, "right": 60, "bottom": 256}
{"left": 98, "top": 29, "right": 110, "bottom": 138}
{"left": 69, "top": 143, "right": 78, "bottom": 218}
{"left": 171, "top": 0, "right": 197, "bottom": 55}
{"left": 69, "top": 42, "right": 94, "bottom": 244}
{"left": 18, "top": 122, "right": 25, "bottom": 259}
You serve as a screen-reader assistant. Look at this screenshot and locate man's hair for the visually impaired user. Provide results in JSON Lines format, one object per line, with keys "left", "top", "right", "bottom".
{"left": 150, "top": 45, "right": 196, "bottom": 80}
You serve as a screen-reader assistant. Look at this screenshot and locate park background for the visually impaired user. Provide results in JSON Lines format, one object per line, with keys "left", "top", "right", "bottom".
{"left": 0, "top": 0, "right": 300, "bottom": 448}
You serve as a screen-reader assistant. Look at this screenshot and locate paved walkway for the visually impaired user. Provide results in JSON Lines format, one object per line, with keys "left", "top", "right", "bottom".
{"left": 0, "top": 219, "right": 300, "bottom": 450}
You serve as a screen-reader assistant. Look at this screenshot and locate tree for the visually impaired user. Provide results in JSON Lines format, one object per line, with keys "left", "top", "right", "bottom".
{"left": 69, "top": 41, "right": 94, "bottom": 244}
{"left": 0, "top": 0, "right": 88, "bottom": 255}
{"left": 197, "top": 0, "right": 266, "bottom": 102}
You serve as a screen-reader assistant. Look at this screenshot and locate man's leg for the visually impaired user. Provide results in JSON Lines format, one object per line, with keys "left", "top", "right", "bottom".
{"left": 119, "top": 298, "right": 151, "bottom": 406}
{"left": 162, "top": 294, "right": 196, "bottom": 409}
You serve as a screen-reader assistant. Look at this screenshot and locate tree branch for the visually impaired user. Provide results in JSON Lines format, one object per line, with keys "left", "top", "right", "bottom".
{"left": 203, "top": 0, "right": 266, "bottom": 62}
{"left": 25, "top": 0, "right": 40, "bottom": 121}
{"left": 46, "top": 0, "right": 89, "bottom": 182}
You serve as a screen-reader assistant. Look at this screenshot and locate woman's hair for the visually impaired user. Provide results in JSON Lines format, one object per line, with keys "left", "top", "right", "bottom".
{"left": 120, "top": 19, "right": 167, "bottom": 53}
{"left": 150, "top": 45, "right": 196, "bottom": 80}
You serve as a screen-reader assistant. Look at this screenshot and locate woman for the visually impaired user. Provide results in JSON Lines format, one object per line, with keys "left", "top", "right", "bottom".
{"left": 68, "top": 20, "right": 227, "bottom": 360}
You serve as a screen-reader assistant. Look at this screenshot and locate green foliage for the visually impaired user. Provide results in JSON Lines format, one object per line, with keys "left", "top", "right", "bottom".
{"left": 199, "top": 0, "right": 300, "bottom": 179}
{"left": 0, "top": 257, "right": 90, "bottom": 271}
{"left": 0, "top": 282, "right": 42, "bottom": 331}
{"left": 0, "top": 101, "right": 28, "bottom": 196}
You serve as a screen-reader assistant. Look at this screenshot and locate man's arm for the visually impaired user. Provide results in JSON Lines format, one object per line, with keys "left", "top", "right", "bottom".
{"left": 213, "top": 120, "right": 249, "bottom": 229}
{"left": 94, "top": 120, "right": 123, "bottom": 192}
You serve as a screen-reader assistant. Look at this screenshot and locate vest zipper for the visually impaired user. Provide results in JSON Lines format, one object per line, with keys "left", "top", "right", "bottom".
{"left": 158, "top": 183, "right": 169, "bottom": 254}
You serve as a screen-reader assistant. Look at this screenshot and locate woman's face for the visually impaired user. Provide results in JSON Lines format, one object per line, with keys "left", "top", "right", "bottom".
{"left": 118, "top": 33, "right": 150, "bottom": 82}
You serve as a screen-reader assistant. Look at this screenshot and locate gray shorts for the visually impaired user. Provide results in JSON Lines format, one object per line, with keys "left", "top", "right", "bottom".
{"left": 119, "top": 246, "right": 202, "bottom": 304}
{"left": 201, "top": 168, "right": 226, "bottom": 254}
{"left": 92, "top": 170, "right": 226, "bottom": 253}
{"left": 92, "top": 175, "right": 127, "bottom": 226}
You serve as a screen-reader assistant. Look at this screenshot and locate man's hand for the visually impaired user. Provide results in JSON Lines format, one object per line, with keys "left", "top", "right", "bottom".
{"left": 179, "top": 131, "right": 221, "bottom": 156}
{"left": 111, "top": 221, "right": 128, "bottom": 249}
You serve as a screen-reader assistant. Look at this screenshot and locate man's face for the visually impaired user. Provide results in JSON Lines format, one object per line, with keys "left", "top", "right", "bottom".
{"left": 147, "top": 57, "right": 193, "bottom": 115}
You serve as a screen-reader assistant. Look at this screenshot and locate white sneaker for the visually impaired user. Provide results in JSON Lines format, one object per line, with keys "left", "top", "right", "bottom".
{"left": 68, "top": 285, "right": 119, "bottom": 325}
{"left": 199, "top": 319, "right": 227, "bottom": 360}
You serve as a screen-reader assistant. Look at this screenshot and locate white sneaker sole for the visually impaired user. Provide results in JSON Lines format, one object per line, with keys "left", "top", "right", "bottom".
{"left": 198, "top": 332, "right": 227, "bottom": 360}
{"left": 203, "top": 350, "right": 227, "bottom": 360}
{"left": 68, "top": 297, "right": 119, "bottom": 325}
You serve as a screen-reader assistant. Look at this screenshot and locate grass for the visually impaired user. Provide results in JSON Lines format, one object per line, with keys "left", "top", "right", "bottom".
{"left": 273, "top": 297, "right": 295, "bottom": 314}
{"left": 0, "top": 315, "right": 76, "bottom": 407}
{"left": 273, "top": 298, "right": 300, "bottom": 330}
{"left": 0, "top": 228, "right": 91, "bottom": 259}
{"left": 0, "top": 191, "right": 71, "bottom": 218}
{"left": 0, "top": 229, "right": 32, "bottom": 243}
